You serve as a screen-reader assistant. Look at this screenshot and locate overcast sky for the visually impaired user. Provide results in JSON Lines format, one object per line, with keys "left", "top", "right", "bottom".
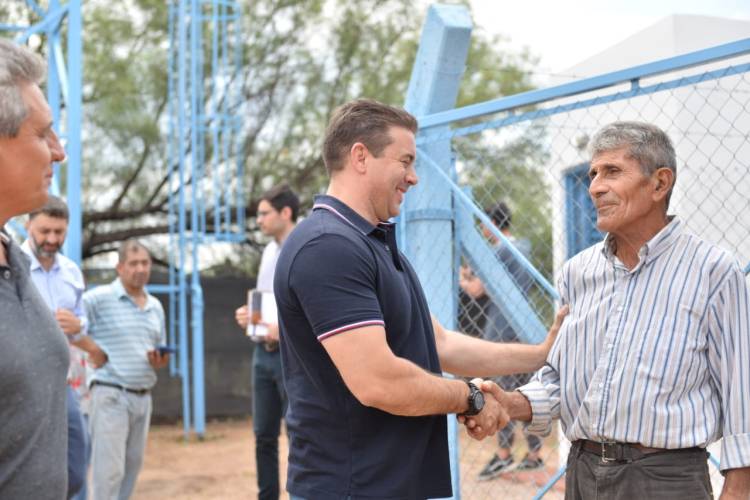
{"left": 469, "top": 0, "right": 750, "bottom": 82}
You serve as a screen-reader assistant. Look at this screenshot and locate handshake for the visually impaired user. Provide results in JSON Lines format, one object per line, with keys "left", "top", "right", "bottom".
{"left": 459, "top": 378, "right": 514, "bottom": 441}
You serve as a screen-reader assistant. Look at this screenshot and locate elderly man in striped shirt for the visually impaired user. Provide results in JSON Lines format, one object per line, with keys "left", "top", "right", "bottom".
{"left": 478, "top": 122, "right": 750, "bottom": 499}
{"left": 84, "top": 239, "right": 169, "bottom": 500}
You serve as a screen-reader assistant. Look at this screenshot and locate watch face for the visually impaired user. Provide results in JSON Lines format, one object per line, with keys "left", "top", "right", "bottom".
{"left": 475, "top": 390, "right": 485, "bottom": 411}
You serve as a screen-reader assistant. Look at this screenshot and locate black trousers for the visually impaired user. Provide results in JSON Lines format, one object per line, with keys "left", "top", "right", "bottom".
{"left": 565, "top": 442, "right": 713, "bottom": 500}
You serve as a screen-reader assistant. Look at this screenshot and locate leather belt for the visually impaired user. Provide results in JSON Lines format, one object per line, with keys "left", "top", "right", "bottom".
{"left": 91, "top": 380, "right": 150, "bottom": 396}
{"left": 575, "top": 440, "right": 698, "bottom": 463}
{"left": 263, "top": 340, "right": 280, "bottom": 352}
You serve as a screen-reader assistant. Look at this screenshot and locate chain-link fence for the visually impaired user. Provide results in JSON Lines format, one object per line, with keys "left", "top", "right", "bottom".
{"left": 407, "top": 38, "right": 750, "bottom": 499}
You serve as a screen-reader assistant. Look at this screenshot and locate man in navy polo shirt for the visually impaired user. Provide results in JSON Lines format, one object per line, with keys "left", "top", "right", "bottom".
{"left": 274, "top": 99, "right": 567, "bottom": 500}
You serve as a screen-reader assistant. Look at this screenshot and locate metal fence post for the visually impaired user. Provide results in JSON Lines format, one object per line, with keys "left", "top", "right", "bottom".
{"left": 403, "top": 4, "right": 473, "bottom": 499}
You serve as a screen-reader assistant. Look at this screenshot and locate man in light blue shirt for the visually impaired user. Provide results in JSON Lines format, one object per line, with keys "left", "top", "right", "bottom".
{"left": 23, "top": 195, "right": 107, "bottom": 373}
{"left": 84, "top": 239, "right": 169, "bottom": 500}
{"left": 22, "top": 195, "right": 107, "bottom": 499}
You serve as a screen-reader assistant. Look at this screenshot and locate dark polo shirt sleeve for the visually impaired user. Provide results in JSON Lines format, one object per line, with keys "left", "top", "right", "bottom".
{"left": 288, "top": 233, "right": 384, "bottom": 341}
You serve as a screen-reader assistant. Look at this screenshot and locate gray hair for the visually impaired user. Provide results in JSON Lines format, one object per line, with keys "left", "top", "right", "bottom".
{"left": 118, "top": 239, "right": 151, "bottom": 263}
{"left": 0, "top": 38, "right": 46, "bottom": 138}
{"left": 589, "top": 121, "right": 677, "bottom": 208}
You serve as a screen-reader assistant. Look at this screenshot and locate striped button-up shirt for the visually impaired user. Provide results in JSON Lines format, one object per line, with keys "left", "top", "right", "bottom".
{"left": 519, "top": 217, "right": 750, "bottom": 470}
{"left": 83, "top": 278, "right": 166, "bottom": 390}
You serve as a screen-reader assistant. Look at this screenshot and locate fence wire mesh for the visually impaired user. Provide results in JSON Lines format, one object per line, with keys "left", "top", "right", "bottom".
{"left": 420, "top": 53, "right": 750, "bottom": 499}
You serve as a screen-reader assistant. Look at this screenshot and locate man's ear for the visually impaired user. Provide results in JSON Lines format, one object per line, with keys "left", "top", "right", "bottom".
{"left": 652, "top": 167, "right": 674, "bottom": 202}
{"left": 350, "top": 142, "right": 368, "bottom": 174}
{"left": 280, "top": 206, "right": 292, "bottom": 222}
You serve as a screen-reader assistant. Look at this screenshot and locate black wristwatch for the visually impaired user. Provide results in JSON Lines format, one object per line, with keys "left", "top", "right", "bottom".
{"left": 461, "top": 381, "right": 485, "bottom": 416}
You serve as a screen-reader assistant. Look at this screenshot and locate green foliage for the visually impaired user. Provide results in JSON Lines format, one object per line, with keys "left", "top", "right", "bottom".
{"left": 4, "top": 0, "right": 548, "bottom": 278}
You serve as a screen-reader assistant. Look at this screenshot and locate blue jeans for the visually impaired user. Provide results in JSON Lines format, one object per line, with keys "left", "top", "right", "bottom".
{"left": 67, "top": 386, "right": 88, "bottom": 499}
{"left": 253, "top": 347, "right": 286, "bottom": 500}
{"left": 71, "top": 413, "right": 90, "bottom": 500}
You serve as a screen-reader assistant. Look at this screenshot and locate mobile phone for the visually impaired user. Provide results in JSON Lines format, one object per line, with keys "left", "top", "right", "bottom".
{"left": 156, "top": 345, "right": 177, "bottom": 355}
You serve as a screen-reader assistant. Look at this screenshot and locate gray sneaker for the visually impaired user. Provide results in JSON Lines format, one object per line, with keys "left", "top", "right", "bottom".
{"left": 478, "top": 454, "right": 515, "bottom": 481}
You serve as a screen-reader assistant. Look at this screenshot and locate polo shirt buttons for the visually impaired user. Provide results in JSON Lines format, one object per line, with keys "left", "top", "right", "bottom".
{"left": 1, "top": 269, "right": 11, "bottom": 280}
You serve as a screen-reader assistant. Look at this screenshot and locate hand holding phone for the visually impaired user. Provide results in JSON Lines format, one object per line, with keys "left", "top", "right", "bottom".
{"left": 156, "top": 345, "right": 177, "bottom": 356}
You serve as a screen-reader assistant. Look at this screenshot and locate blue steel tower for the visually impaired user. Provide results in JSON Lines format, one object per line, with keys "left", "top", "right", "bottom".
{"left": 166, "top": 0, "right": 245, "bottom": 437}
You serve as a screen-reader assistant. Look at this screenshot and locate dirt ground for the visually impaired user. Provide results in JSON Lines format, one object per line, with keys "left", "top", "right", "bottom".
{"left": 133, "top": 418, "right": 565, "bottom": 500}
{"left": 134, "top": 418, "right": 286, "bottom": 500}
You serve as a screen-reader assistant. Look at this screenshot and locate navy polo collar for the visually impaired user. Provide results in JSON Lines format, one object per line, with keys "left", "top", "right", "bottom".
{"left": 312, "top": 195, "right": 403, "bottom": 271}
{"left": 312, "top": 195, "right": 380, "bottom": 235}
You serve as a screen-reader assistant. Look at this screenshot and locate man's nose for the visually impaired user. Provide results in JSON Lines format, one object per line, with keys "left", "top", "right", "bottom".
{"left": 48, "top": 131, "right": 66, "bottom": 163}
{"left": 406, "top": 164, "right": 418, "bottom": 186}
{"left": 589, "top": 176, "right": 606, "bottom": 198}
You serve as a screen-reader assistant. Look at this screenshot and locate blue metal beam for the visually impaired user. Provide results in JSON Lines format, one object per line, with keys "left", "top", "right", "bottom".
{"left": 146, "top": 284, "right": 180, "bottom": 294}
{"left": 457, "top": 205, "right": 547, "bottom": 343}
{"left": 166, "top": 2, "right": 179, "bottom": 378}
{"left": 531, "top": 465, "right": 566, "bottom": 500}
{"left": 52, "top": 38, "right": 69, "bottom": 103}
{"left": 14, "top": 4, "right": 68, "bottom": 44}
{"left": 46, "top": 2, "right": 63, "bottom": 207}
{"left": 190, "top": 0, "right": 206, "bottom": 438}
{"left": 418, "top": 61, "right": 750, "bottom": 145}
{"left": 402, "top": 6, "right": 473, "bottom": 499}
{"left": 64, "top": 0, "right": 82, "bottom": 265}
{"left": 176, "top": 0, "right": 192, "bottom": 438}
{"left": 7, "top": 219, "right": 28, "bottom": 239}
{"left": 419, "top": 37, "right": 750, "bottom": 129}
{"left": 0, "top": 24, "right": 28, "bottom": 32}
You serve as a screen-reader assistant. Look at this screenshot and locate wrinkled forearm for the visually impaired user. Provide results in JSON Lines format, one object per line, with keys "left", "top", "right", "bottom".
{"left": 437, "top": 327, "right": 545, "bottom": 377}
